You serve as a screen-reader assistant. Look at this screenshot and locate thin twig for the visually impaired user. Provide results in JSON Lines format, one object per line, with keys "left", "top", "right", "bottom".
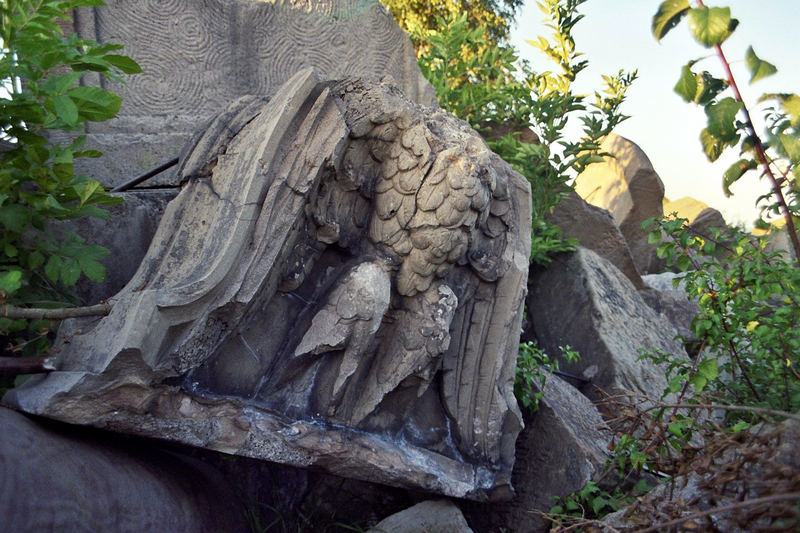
{"left": 646, "top": 402, "right": 800, "bottom": 422}
{"left": 1, "top": 303, "right": 111, "bottom": 320}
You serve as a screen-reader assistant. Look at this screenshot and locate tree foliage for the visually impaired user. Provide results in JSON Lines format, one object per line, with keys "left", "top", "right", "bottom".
{"left": 415, "top": 0, "right": 636, "bottom": 265}
{"left": 381, "top": 0, "right": 522, "bottom": 55}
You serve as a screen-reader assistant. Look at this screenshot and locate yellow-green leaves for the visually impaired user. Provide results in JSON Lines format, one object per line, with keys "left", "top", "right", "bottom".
{"left": 687, "top": 6, "right": 737, "bottom": 48}
{"left": 690, "top": 358, "right": 719, "bottom": 392}
{"left": 652, "top": 0, "right": 689, "bottom": 41}
{"left": 705, "top": 97, "right": 742, "bottom": 141}
{"left": 745, "top": 46, "right": 777, "bottom": 84}
{"left": 700, "top": 128, "right": 725, "bottom": 162}
{"left": 722, "top": 158, "right": 757, "bottom": 197}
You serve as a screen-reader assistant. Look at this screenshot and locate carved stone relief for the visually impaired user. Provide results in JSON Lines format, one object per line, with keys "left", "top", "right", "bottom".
{"left": 67, "top": 0, "right": 437, "bottom": 187}
{"left": 6, "top": 70, "right": 531, "bottom": 500}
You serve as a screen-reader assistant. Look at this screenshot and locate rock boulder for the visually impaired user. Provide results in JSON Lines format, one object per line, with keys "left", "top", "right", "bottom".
{"left": 575, "top": 134, "right": 666, "bottom": 274}
{"left": 528, "top": 247, "right": 685, "bottom": 401}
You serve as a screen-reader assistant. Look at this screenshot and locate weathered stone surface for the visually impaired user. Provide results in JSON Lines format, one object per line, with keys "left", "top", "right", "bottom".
{"left": 575, "top": 134, "right": 666, "bottom": 274}
{"left": 0, "top": 406, "right": 247, "bottom": 532}
{"left": 60, "top": 189, "right": 177, "bottom": 305}
{"left": 462, "top": 373, "right": 612, "bottom": 533}
{"left": 6, "top": 70, "right": 530, "bottom": 500}
{"left": 548, "top": 189, "right": 644, "bottom": 289}
{"left": 68, "top": 0, "right": 437, "bottom": 188}
{"left": 369, "top": 500, "right": 474, "bottom": 533}
{"left": 528, "top": 247, "right": 685, "bottom": 401}
{"left": 640, "top": 273, "right": 699, "bottom": 348}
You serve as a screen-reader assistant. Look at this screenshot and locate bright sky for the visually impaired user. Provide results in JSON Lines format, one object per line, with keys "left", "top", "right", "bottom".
{"left": 510, "top": 0, "right": 800, "bottom": 228}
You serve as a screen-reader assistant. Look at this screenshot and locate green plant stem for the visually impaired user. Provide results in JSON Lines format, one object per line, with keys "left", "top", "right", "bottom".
{"left": 1, "top": 303, "right": 111, "bottom": 320}
{"left": 695, "top": 0, "right": 800, "bottom": 261}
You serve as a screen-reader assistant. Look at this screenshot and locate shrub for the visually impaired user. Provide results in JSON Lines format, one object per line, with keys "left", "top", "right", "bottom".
{"left": 0, "top": 0, "right": 140, "bottom": 355}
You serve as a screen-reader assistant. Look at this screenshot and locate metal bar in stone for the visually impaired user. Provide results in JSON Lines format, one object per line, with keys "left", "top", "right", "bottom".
{"left": 111, "top": 156, "right": 179, "bottom": 192}
{"left": 0, "top": 356, "right": 48, "bottom": 376}
{"left": 552, "top": 369, "right": 591, "bottom": 384}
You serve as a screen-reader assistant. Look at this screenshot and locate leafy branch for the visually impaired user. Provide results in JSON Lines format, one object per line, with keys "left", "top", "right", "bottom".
{"left": 653, "top": 0, "right": 800, "bottom": 260}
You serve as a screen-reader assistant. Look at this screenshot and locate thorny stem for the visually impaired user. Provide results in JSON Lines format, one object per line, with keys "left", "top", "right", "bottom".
{"left": 695, "top": 0, "right": 800, "bottom": 262}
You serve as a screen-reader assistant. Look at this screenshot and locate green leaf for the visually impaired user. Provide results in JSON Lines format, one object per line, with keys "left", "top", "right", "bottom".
{"left": 73, "top": 149, "right": 103, "bottom": 158}
{"left": 53, "top": 94, "right": 78, "bottom": 125}
{"left": 652, "top": 0, "right": 690, "bottom": 41}
{"left": 67, "top": 86, "right": 122, "bottom": 121}
{"left": 668, "top": 421, "right": 685, "bottom": 437}
{"left": 745, "top": 46, "right": 777, "bottom": 84}
{"left": 688, "top": 7, "right": 737, "bottom": 47}
{"left": 700, "top": 127, "right": 725, "bottom": 162}
{"left": 104, "top": 54, "right": 142, "bottom": 74}
{"left": 61, "top": 258, "right": 81, "bottom": 286}
{"left": 0, "top": 270, "right": 23, "bottom": 294}
{"left": 722, "top": 158, "right": 757, "bottom": 197}
{"left": 778, "top": 133, "right": 800, "bottom": 164}
{"left": 694, "top": 72, "right": 726, "bottom": 105}
{"left": 73, "top": 180, "right": 102, "bottom": 206}
{"left": 28, "top": 250, "right": 45, "bottom": 270}
{"left": 78, "top": 257, "right": 106, "bottom": 282}
{"left": 674, "top": 64, "right": 698, "bottom": 102}
{"left": 777, "top": 94, "right": 800, "bottom": 127}
{"left": 4, "top": 243, "right": 18, "bottom": 257}
{"left": 705, "top": 97, "right": 742, "bottom": 142}
{"left": 689, "top": 373, "right": 708, "bottom": 392}
{"left": 697, "top": 358, "right": 719, "bottom": 380}
{"left": 44, "top": 255, "right": 62, "bottom": 283}
{"left": 648, "top": 229, "right": 663, "bottom": 244}
{"left": 39, "top": 71, "right": 82, "bottom": 93}
{"left": 0, "top": 205, "right": 31, "bottom": 233}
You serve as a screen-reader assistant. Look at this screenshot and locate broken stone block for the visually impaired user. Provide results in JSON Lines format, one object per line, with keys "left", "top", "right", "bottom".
{"left": 575, "top": 134, "right": 666, "bottom": 274}
{"left": 548, "top": 189, "right": 644, "bottom": 289}
{"left": 528, "top": 247, "right": 685, "bottom": 401}
{"left": 640, "top": 273, "right": 700, "bottom": 350}
{"left": 462, "top": 373, "right": 612, "bottom": 533}
{"left": 0, "top": 407, "right": 247, "bottom": 532}
{"left": 5, "top": 69, "right": 531, "bottom": 500}
{"left": 66, "top": 0, "right": 437, "bottom": 188}
{"left": 369, "top": 500, "right": 474, "bottom": 533}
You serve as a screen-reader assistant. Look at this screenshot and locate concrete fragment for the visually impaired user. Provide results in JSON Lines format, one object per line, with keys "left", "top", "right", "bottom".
{"left": 640, "top": 273, "right": 699, "bottom": 348}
